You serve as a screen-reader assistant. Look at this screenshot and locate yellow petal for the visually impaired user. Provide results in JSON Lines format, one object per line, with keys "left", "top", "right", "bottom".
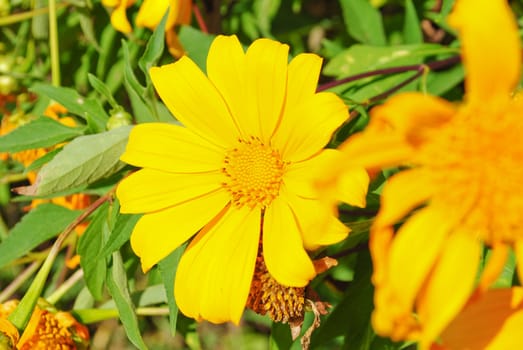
{"left": 337, "top": 166, "right": 370, "bottom": 208}
{"left": 386, "top": 207, "right": 452, "bottom": 315}
{"left": 416, "top": 231, "right": 481, "bottom": 350}
{"left": 285, "top": 191, "right": 348, "bottom": 250}
{"left": 448, "top": 0, "right": 520, "bottom": 104}
{"left": 263, "top": 197, "right": 316, "bottom": 287}
{"left": 284, "top": 53, "right": 322, "bottom": 109}
{"left": 245, "top": 38, "right": 289, "bottom": 141}
{"left": 439, "top": 288, "right": 523, "bottom": 350}
{"left": 206, "top": 35, "right": 249, "bottom": 137}
{"left": 478, "top": 243, "right": 509, "bottom": 292}
{"left": 135, "top": 0, "right": 170, "bottom": 30}
{"left": 110, "top": 0, "right": 132, "bottom": 33}
{"left": 174, "top": 206, "right": 260, "bottom": 324}
{"left": 102, "top": 0, "right": 119, "bottom": 7}
{"left": 150, "top": 57, "right": 239, "bottom": 148}
{"left": 369, "top": 92, "right": 455, "bottom": 146}
{"left": 337, "top": 132, "right": 414, "bottom": 170}
{"left": 117, "top": 169, "right": 224, "bottom": 213}
{"left": 285, "top": 149, "right": 340, "bottom": 199}
{"left": 273, "top": 92, "right": 348, "bottom": 162}
{"left": 376, "top": 168, "right": 434, "bottom": 227}
{"left": 121, "top": 123, "right": 224, "bottom": 173}
{"left": 130, "top": 189, "right": 230, "bottom": 272}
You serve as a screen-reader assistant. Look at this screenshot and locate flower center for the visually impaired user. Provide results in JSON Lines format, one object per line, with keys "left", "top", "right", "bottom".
{"left": 416, "top": 103, "right": 523, "bottom": 243}
{"left": 222, "top": 137, "right": 285, "bottom": 209}
{"left": 246, "top": 251, "right": 305, "bottom": 324}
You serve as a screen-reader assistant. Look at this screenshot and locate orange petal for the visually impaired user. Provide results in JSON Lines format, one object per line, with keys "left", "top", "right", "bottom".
{"left": 448, "top": 0, "right": 520, "bottom": 105}
{"left": 174, "top": 206, "right": 260, "bottom": 324}
{"left": 478, "top": 243, "right": 509, "bottom": 292}
{"left": 439, "top": 288, "right": 523, "bottom": 350}
{"left": 416, "top": 231, "right": 481, "bottom": 350}
{"left": 376, "top": 168, "right": 434, "bottom": 228}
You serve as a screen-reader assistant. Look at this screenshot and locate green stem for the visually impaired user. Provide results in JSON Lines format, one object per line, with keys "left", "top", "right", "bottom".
{"left": 0, "top": 261, "right": 41, "bottom": 303}
{"left": 48, "top": 0, "right": 60, "bottom": 86}
{"left": 7, "top": 189, "right": 114, "bottom": 331}
{"left": 46, "top": 269, "right": 84, "bottom": 304}
{"left": 0, "top": 4, "right": 66, "bottom": 26}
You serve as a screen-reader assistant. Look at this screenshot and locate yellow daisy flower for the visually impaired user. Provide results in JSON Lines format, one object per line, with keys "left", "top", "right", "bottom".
{"left": 434, "top": 288, "right": 523, "bottom": 350}
{"left": 318, "top": 0, "right": 522, "bottom": 347}
{"left": 116, "top": 35, "right": 369, "bottom": 324}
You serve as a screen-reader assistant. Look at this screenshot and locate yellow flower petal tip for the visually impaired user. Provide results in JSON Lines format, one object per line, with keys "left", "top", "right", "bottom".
{"left": 118, "top": 34, "right": 364, "bottom": 324}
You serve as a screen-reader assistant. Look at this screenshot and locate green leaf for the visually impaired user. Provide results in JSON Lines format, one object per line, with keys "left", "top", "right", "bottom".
{"left": 98, "top": 213, "right": 141, "bottom": 259}
{"left": 0, "top": 117, "right": 85, "bottom": 152}
{"left": 138, "top": 10, "right": 167, "bottom": 77}
{"left": 0, "top": 204, "right": 80, "bottom": 267}
{"left": 25, "top": 147, "right": 62, "bottom": 173}
{"left": 340, "top": 0, "right": 386, "bottom": 45}
{"left": 122, "top": 41, "right": 155, "bottom": 123}
{"left": 311, "top": 251, "right": 374, "bottom": 349}
{"left": 30, "top": 83, "right": 108, "bottom": 133}
{"left": 178, "top": 26, "right": 215, "bottom": 72}
{"left": 425, "top": 63, "right": 464, "bottom": 96}
{"left": 269, "top": 321, "right": 294, "bottom": 350}
{"left": 403, "top": 0, "right": 422, "bottom": 44}
{"left": 106, "top": 250, "right": 148, "bottom": 350}
{"left": 15, "top": 125, "right": 132, "bottom": 196}
{"left": 78, "top": 202, "right": 110, "bottom": 300}
{"left": 87, "top": 73, "right": 119, "bottom": 109}
{"left": 158, "top": 245, "right": 185, "bottom": 335}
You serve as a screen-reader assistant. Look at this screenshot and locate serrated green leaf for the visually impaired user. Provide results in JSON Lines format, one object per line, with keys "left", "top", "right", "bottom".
{"left": 107, "top": 250, "right": 148, "bottom": 350}
{"left": 30, "top": 83, "right": 108, "bottom": 133}
{"left": 0, "top": 204, "right": 80, "bottom": 267}
{"left": 178, "top": 26, "right": 215, "bottom": 72}
{"left": 0, "top": 117, "right": 85, "bottom": 152}
{"left": 158, "top": 245, "right": 185, "bottom": 336}
{"left": 79, "top": 202, "right": 110, "bottom": 300}
{"left": 138, "top": 11, "right": 167, "bottom": 76}
{"left": 403, "top": 0, "right": 422, "bottom": 44}
{"left": 98, "top": 213, "right": 140, "bottom": 259}
{"left": 340, "top": 0, "right": 386, "bottom": 45}
{"left": 16, "top": 125, "right": 132, "bottom": 196}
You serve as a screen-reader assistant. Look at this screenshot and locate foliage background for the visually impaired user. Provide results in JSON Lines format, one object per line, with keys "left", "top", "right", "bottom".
{"left": 1, "top": 0, "right": 522, "bottom": 349}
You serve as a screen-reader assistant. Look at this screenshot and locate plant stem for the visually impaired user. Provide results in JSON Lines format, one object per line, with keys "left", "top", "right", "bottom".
{"left": 0, "top": 261, "right": 41, "bottom": 303}
{"left": 8, "top": 189, "right": 115, "bottom": 331}
{"left": 317, "top": 55, "right": 461, "bottom": 92}
{"left": 0, "top": 4, "right": 66, "bottom": 26}
{"left": 46, "top": 269, "right": 84, "bottom": 304}
{"left": 193, "top": 3, "right": 209, "bottom": 33}
{"left": 48, "top": 0, "right": 61, "bottom": 86}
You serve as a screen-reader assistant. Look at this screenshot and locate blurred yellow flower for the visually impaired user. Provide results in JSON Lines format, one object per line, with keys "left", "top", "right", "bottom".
{"left": 117, "top": 35, "right": 369, "bottom": 324}
{"left": 102, "top": 0, "right": 192, "bottom": 57}
{"left": 433, "top": 288, "right": 523, "bottom": 350}
{"left": 318, "top": 0, "right": 522, "bottom": 348}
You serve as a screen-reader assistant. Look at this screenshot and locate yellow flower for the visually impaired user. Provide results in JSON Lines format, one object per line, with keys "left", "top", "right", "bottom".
{"left": 116, "top": 35, "right": 369, "bottom": 324}
{"left": 102, "top": 0, "right": 191, "bottom": 57}
{"left": 0, "top": 300, "right": 90, "bottom": 350}
{"left": 433, "top": 288, "right": 523, "bottom": 350}
{"left": 318, "top": 0, "right": 522, "bottom": 348}
{"left": 101, "top": 0, "right": 136, "bottom": 34}
{"left": 136, "top": 0, "right": 192, "bottom": 57}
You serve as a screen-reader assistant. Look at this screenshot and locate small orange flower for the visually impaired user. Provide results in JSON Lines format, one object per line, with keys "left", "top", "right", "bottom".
{"left": 0, "top": 300, "right": 89, "bottom": 350}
